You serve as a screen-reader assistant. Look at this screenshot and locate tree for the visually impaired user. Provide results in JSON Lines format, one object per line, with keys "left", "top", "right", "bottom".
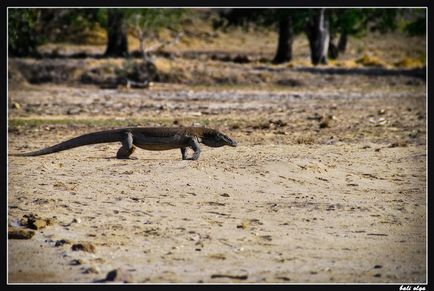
{"left": 104, "top": 9, "right": 129, "bottom": 57}
{"left": 215, "top": 8, "right": 308, "bottom": 64}
{"left": 327, "top": 8, "right": 366, "bottom": 59}
{"left": 126, "top": 8, "right": 184, "bottom": 60}
{"left": 273, "top": 15, "right": 294, "bottom": 63}
{"left": 8, "top": 9, "right": 41, "bottom": 57}
{"left": 305, "top": 8, "right": 330, "bottom": 65}
{"left": 327, "top": 8, "right": 403, "bottom": 60}
{"left": 404, "top": 8, "right": 426, "bottom": 36}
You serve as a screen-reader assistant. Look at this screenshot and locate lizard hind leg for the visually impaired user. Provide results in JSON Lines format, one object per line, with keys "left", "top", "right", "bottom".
{"left": 116, "top": 131, "right": 136, "bottom": 159}
{"left": 180, "top": 147, "right": 187, "bottom": 160}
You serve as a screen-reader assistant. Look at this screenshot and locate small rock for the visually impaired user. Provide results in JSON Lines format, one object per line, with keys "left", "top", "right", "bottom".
{"left": 8, "top": 228, "right": 35, "bottom": 239}
{"left": 236, "top": 222, "right": 249, "bottom": 230}
{"left": 104, "top": 269, "right": 132, "bottom": 282}
{"left": 29, "top": 219, "right": 47, "bottom": 230}
{"left": 220, "top": 193, "right": 230, "bottom": 197}
{"left": 388, "top": 141, "right": 408, "bottom": 148}
{"left": 209, "top": 254, "right": 226, "bottom": 260}
{"left": 72, "top": 242, "right": 96, "bottom": 253}
{"left": 378, "top": 109, "right": 386, "bottom": 115}
{"left": 374, "top": 265, "right": 383, "bottom": 269}
{"left": 83, "top": 266, "right": 100, "bottom": 274}
{"left": 72, "top": 218, "right": 81, "bottom": 224}
{"left": 319, "top": 115, "right": 336, "bottom": 129}
{"left": 20, "top": 214, "right": 51, "bottom": 230}
{"left": 211, "top": 273, "right": 248, "bottom": 280}
{"left": 260, "top": 235, "right": 273, "bottom": 241}
{"left": 55, "top": 239, "right": 72, "bottom": 247}
{"left": 46, "top": 218, "right": 56, "bottom": 226}
{"left": 70, "top": 259, "right": 85, "bottom": 266}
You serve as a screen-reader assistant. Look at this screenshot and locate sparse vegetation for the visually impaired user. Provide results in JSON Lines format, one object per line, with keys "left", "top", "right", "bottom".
{"left": 7, "top": 8, "right": 426, "bottom": 284}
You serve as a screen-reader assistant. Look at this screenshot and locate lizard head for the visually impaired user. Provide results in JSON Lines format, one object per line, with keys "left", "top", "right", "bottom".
{"left": 200, "top": 130, "right": 238, "bottom": 148}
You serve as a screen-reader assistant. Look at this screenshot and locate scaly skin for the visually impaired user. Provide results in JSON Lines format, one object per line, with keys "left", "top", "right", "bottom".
{"left": 10, "top": 127, "right": 238, "bottom": 160}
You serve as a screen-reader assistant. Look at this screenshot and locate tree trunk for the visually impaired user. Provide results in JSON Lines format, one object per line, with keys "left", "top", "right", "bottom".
{"left": 328, "top": 35, "right": 339, "bottom": 59}
{"left": 337, "top": 32, "right": 348, "bottom": 53}
{"left": 139, "top": 38, "right": 145, "bottom": 56}
{"left": 272, "top": 15, "right": 294, "bottom": 64}
{"left": 305, "top": 8, "right": 330, "bottom": 65}
{"left": 104, "top": 10, "right": 128, "bottom": 57}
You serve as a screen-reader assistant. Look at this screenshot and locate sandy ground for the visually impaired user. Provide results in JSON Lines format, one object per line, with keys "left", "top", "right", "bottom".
{"left": 7, "top": 81, "right": 426, "bottom": 283}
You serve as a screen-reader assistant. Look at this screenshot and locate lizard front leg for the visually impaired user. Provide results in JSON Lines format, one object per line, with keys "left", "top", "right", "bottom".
{"left": 180, "top": 147, "right": 188, "bottom": 160}
{"left": 188, "top": 137, "right": 201, "bottom": 160}
{"left": 116, "top": 131, "right": 136, "bottom": 159}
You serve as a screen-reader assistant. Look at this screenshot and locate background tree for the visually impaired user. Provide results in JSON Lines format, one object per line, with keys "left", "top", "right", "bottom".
{"left": 272, "top": 9, "right": 309, "bottom": 64}
{"left": 305, "top": 8, "right": 330, "bottom": 65}
{"left": 126, "top": 8, "right": 184, "bottom": 60}
{"left": 327, "top": 8, "right": 366, "bottom": 59}
{"left": 8, "top": 9, "right": 41, "bottom": 57}
{"left": 403, "top": 8, "right": 426, "bottom": 36}
{"left": 35, "top": 8, "right": 100, "bottom": 44}
{"left": 215, "top": 8, "right": 308, "bottom": 64}
{"left": 104, "top": 9, "right": 129, "bottom": 57}
{"left": 327, "top": 8, "right": 403, "bottom": 60}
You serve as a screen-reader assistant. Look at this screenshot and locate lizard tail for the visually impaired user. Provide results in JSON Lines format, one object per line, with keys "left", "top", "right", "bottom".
{"left": 10, "top": 130, "right": 123, "bottom": 157}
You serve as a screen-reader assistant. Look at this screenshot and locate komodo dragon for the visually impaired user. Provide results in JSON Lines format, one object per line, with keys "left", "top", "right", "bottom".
{"left": 10, "top": 127, "right": 238, "bottom": 160}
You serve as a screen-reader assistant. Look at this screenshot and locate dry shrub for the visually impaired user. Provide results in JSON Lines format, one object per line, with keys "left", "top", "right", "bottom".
{"left": 394, "top": 57, "right": 424, "bottom": 68}
{"left": 356, "top": 54, "right": 387, "bottom": 67}
{"left": 295, "top": 135, "right": 315, "bottom": 145}
{"left": 334, "top": 60, "right": 359, "bottom": 68}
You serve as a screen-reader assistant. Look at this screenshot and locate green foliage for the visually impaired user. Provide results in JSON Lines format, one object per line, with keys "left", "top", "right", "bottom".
{"left": 126, "top": 8, "right": 184, "bottom": 38}
{"left": 329, "top": 8, "right": 367, "bottom": 37}
{"left": 218, "top": 8, "right": 407, "bottom": 36}
{"left": 405, "top": 17, "right": 426, "bottom": 36}
{"left": 404, "top": 9, "right": 426, "bottom": 36}
{"left": 362, "top": 8, "right": 401, "bottom": 33}
{"left": 122, "top": 8, "right": 184, "bottom": 57}
{"left": 214, "top": 8, "right": 310, "bottom": 34}
{"left": 96, "top": 8, "right": 109, "bottom": 28}
{"left": 8, "top": 8, "right": 41, "bottom": 57}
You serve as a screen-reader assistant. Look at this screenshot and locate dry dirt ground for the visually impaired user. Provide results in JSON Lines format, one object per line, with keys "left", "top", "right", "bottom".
{"left": 7, "top": 76, "right": 426, "bottom": 283}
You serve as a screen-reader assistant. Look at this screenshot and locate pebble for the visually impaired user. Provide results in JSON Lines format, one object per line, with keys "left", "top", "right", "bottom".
{"left": 72, "top": 242, "right": 96, "bottom": 253}
{"left": 211, "top": 273, "right": 248, "bottom": 280}
{"left": 72, "top": 218, "right": 81, "bottom": 224}
{"left": 55, "top": 239, "right": 72, "bottom": 247}
{"left": 20, "top": 214, "right": 54, "bottom": 230}
{"left": 8, "top": 228, "right": 35, "bottom": 239}
{"left": 70, "top": 259, "right": 85, "bottom": 266}
{"left": 83, "top": 266, "right": 100, "bottom": 274}
{"left": 104, "top": 269, "right": 132, "bottom": 282}
{"left": 30, "top": 219, "right": 47, "bottom": 230}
